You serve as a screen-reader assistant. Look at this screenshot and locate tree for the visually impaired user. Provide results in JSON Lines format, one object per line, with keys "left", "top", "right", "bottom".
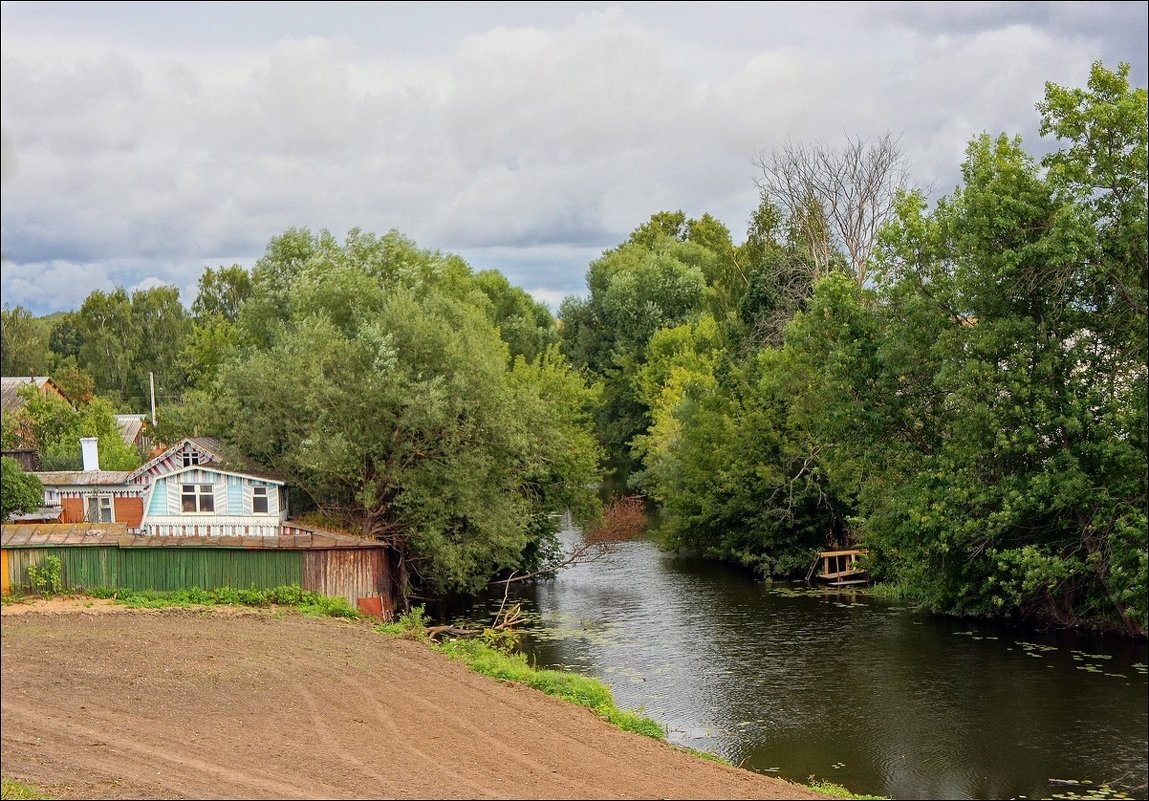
{"left": 191, "top": 265, "right": 253, "bottom": 323}
{"left": 754, "top": 133, "right": 908, "bottom": 286}
{"left": 210, "top": 229, "right": 603, "bottom": 604}
{"left": 865, "top": 64, "right": 1147, "bottom": 634}
{"left": 1, "top": 456, "right": 42, "bottom": 520}
{"left": 473, "top": 269, "right": 558, "bottom": 364}
{"left": 0, "top": 306, "right": 51, "bottom": 376}
{"left": 8, "top": 384, "right": 140, "bottom": 471}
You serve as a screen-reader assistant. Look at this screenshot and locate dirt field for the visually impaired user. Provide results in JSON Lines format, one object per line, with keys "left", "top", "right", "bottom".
{"left": 1, "top": 600, "right": 829, "bottom": 799}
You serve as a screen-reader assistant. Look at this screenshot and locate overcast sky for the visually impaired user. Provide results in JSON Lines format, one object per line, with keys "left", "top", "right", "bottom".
{"left": 2, "top": 1, "right": 1146, "bottom": 315}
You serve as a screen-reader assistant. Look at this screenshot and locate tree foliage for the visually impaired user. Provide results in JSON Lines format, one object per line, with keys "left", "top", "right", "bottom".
{"left": 1, "top": 456, "right": 43, "bottom": 521}
{"left": 209, "top": 228, "right": 602, "bottom": 601}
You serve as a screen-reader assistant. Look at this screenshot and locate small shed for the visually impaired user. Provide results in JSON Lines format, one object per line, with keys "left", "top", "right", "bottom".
{"left": 1, "top": 523, "right": 394, "bottom": 615}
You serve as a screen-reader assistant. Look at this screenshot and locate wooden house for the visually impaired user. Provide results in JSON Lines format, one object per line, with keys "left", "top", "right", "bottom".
{"left": 33, "top": 438, "right": 146, "bottom": 528}
{"left": 0, "top": 376, "right": 71, "bottom": 413}
{"left": 141, "top": 465, "right": 287, "bottom": 538}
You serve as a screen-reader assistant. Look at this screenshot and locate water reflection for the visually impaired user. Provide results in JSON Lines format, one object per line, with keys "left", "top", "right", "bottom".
{"left": 475, "top": 530, "right": 1148, "bottom": 800}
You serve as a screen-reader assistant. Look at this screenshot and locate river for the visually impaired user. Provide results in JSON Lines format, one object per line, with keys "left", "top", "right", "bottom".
{"left": 471, "top": 527, "right": 1148, "bottom": 800}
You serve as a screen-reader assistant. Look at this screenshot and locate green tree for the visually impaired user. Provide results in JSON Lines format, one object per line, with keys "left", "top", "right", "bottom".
{"left": 9, "top": 385, "right": 140, "bottom": 471}
{"left": 1, "top": 456, "right": 43, "bottom": 520}
{"left": 473, "top": 269, "right": 558, "bottom": 363}
{"left": 210, "top": 229, "right": 602, "bottom": 602}
{"left": 0, "top": 306, "right": 51, "bottom": 376}
{"left": 866, "top": 63, "right": 1147, "bottom": 634}
{"left": 191, "top": 265, "right": 253, "bottom": 323}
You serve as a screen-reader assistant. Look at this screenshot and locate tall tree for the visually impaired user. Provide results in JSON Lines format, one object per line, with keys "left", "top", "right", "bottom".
{"left": 755, "top": 133, "right": 908, "bottom": 286}
{"left": 0, "top": 306, "right": 51, "bottom": 376}
{"left": 866, "top": 62, "right": 1147, "bottom": 634}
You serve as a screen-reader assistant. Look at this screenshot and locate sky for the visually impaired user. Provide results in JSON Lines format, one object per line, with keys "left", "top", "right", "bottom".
{"left": 2, "top": 1, "right": 1146, "bottom": 316}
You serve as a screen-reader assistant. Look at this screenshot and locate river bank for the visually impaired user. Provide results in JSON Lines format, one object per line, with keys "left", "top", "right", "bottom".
{"left": 1, "top": 600, "right": 836, "bottom": 800}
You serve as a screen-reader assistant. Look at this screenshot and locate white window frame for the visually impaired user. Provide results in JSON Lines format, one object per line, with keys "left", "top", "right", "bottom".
{"left": 86, "top": 494, "right": 114, "bottom": 523}
{"left": 251, "top": 485, "right": 269, "bottom": 515}
{"left": 181, "top": 483, "right": 215, "bottom": 514}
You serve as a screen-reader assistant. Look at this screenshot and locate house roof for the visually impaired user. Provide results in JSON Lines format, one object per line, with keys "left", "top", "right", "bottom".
{"left": 154, "top": 464, "right": 286, "bottom": 485}
{"left": 1, "top": 376, "right": 69, "bottom": 412}
{"left": 32, "top": 470, "right": 135, "bottom": 487}
{"left": 115, "top": 414, "right": 147, "bottom": 446}
{"left": 6, "top": 506, "right": 63, "bottom": 523}
{"left": 0, "top": 522, "right": 127, "bottom": 546}
{"left": 1, "top": 524, "right": 383, "bottom": 551}
{"left": 127, "top": 436, "right": 225, "bottom": 481}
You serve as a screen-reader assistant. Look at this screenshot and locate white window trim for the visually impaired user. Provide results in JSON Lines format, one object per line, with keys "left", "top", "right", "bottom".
{"left": 86, "top": 493, "right": 115, "bottom": 523}
{"left": 251, "top": 485, "right": 270, "bottom": 515}
{"left": 180, "top": 483, "right": 216, "bottom": 514}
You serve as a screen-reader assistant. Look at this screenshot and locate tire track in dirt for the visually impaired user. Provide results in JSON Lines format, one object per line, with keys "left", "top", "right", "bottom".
{"left": 1, "top": 608, "right": 828, "bottom": 801}
{"left": 337, "top": 663, "right": 614, "bottom": 798}
{"left": 0, "top": 699, "right": 337, "bottom": 799}
{"left": 283, "top": 671, "right": 496, "bottom": 800}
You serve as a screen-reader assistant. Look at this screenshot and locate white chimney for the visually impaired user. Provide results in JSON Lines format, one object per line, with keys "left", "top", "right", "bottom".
{"left": 80, "top": 437, "right": 100, "bottom": 472}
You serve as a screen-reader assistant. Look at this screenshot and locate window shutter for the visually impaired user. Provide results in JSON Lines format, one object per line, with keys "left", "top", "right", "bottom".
{"left": 214, "top": 482, "right": 226, "bottom": 516}
{"left": 243, "top": 484, "right": 253, "bottom": 515}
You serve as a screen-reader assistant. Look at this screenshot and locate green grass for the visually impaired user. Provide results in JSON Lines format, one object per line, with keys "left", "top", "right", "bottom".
{"left": 83, "top": 584, "right": 359, "bottom": 618}
{"left": 435, "top": 637, "right": 667, "bottom": 739}
{"left": 1, "top": 778, "right": 50, "bottom": 800}
{"left": 376, "top": 607, "right": 884, "bottom": 799}
{"left": 806, "top": 779, "right": 889, "bottom": 799}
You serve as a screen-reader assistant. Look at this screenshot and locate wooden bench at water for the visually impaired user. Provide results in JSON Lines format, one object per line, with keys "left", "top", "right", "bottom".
{"left": 807, "top": 548, "right": 869, "bottom": 587}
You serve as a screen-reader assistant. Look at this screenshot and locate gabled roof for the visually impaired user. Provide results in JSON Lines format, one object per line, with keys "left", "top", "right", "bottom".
{"left": 152, "top": 464, "right": 285, "bottom": 486}
{"left": 1, "top": 376, "right": 70, "bottom": 412}
{"left": 127, "top": 436, "right": 225, "bottom": 481}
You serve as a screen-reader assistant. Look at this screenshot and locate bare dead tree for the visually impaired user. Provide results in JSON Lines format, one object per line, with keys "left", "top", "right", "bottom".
{"left": 755, "top": 133, "right": 909, "bottom": 287}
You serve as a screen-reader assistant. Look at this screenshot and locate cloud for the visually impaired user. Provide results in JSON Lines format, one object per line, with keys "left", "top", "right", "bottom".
{"left": 1, "top": 2, "right": 1145, "bottom": 315}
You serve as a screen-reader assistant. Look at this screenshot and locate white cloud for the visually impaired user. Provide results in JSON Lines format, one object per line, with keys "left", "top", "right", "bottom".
{"left": 1, "top": 1, "right": 1145, "bottom": 314}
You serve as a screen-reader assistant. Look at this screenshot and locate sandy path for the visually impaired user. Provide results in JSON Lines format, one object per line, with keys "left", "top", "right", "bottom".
{"left": 1, "top": 601, "right": 828, "bottom": 799}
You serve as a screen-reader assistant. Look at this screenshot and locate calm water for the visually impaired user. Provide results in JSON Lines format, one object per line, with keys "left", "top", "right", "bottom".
{"left": 471, "top": 528, "right": 1148, "bottom": 800}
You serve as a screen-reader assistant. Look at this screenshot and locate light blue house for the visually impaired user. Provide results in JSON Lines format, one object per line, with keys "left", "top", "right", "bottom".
{"left": 142, "top": 465, "right": 288, "bottom": 538}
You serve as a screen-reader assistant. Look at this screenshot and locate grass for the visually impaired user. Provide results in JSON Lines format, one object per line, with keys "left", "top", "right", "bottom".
{"left": 805, "top": 779, "right": 888, "bottom": 799}
{"left": 80, "top": 584, "right": 360, "bottom": 618}
{"left": 436, "top": 636, "right": 666, "bottom": 739}
{"left": 376, "top": 607, "right": 888, "bottom": 799}
{"left": 0, "top": 778, "right": 50, "bottom": 800}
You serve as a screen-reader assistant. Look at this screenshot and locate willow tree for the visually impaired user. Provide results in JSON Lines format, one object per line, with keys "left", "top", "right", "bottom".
{"left": 211, "top": 229, "right": 602, "bottom": 603}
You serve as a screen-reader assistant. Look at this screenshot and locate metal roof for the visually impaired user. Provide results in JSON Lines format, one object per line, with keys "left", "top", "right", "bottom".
{"left": 0, "top": 523, "right": 126, "bottom": 547}
{"left": 115, "top": 414, "right": 147, "bottom": 446}
{"left": 32, "top": 470, "right": 135, "bottom": 486}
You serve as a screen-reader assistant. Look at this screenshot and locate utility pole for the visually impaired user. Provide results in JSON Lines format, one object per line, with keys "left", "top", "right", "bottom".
{"left": 150, "top": 371, "right": 157, "bottom": 426}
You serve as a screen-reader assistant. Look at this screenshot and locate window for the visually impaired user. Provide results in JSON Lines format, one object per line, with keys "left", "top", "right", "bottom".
{"left": 252, "top": 486, "right": 269, "bottom": 515}
{"left": 182, "top": 448, "right": 200, "bottom": 467}
{"left": 181, "top": 483, "right": 214, "bottom": 513}
{"left": 86, "top": 495, "right": 114, "bottom": 523}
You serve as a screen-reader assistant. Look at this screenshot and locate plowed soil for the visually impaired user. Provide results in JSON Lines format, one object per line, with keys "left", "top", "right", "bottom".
{"left": 1, "top": 600, "right": 827, "bottom": 799}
